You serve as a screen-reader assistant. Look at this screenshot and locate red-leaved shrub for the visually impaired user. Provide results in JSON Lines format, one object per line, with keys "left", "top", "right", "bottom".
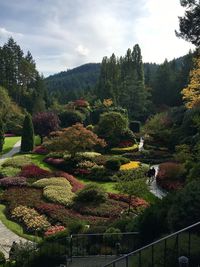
{"left": 33, "top": 146, "right": 48, "bottom": 155}
{"left": 43, "top": 157, "right": 65, "bottom": 166}
{"left": 118, "top": 140, "right": 133, "bottom": 148}
{"left": 19, "top": 164, "right": 52, "bottom": 178}
{"left": 0, "top": 177, "right": 27, "bottom": 187}
{"left": 108, "top": 193, "right": 148, "bottom": 208}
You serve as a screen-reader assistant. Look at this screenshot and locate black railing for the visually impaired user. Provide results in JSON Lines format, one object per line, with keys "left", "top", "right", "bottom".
{"left": 103, "top": 221, "right": 200, "bottom": 267}
{"left": 71, "top": 232, "right": 139, "bottom": 257}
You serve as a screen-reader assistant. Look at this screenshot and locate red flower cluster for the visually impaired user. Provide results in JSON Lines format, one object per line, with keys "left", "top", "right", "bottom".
{"left": 55, "top": 171, "right": 84, "bottom": 192}
{"left": 19, "top": 164, "right": 52, "bottom": 178}
{"left": 33, "top": 146, "right": 48, "bottom": 155}
{"left": 108, "top": 193, "right": 148, "bottom": 208}
{"left": 45, "top": 225, "right": 66, "bottom": 236}
{"left": 118, "top": 140, "right": 133, "bottom": 148}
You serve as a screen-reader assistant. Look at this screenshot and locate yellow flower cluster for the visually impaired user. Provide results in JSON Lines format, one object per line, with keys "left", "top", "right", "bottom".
{"left": 11, "top": 205, "right": 50, "bottom": 232}
{"left": 103, "top": 98, "right": 113, "bottom": 107}
{"left": 111, "top": 144, "right": 138, "bottom": 152}
{"left": 120, "top": 161, "right": 140, "bottom": 171}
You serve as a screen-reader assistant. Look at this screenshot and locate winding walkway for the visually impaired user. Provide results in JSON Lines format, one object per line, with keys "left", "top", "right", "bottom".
{"left": 0, "top": 139, "right": 28, "bottom": 258}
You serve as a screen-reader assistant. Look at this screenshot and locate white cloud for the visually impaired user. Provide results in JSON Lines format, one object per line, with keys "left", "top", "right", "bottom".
{"left": 0, "top": 27, "right": 23, "bottom": 38}
{"left": 76, "top": 45, "right": 89, "bottom": 57}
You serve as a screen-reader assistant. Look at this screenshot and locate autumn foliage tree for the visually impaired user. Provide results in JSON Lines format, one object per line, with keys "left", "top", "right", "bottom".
{"left": 44, "top": 123, "right": 106, "bottom": 157}
{"left": 182, "top": 55, "right": 200, "bottom": 109}
{"left": 33, "top": 112, "right": 60, "bottom": 143}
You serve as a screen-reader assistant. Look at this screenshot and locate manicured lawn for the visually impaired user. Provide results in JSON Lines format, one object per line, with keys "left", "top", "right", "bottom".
{"left": 0, "top": 204, "right": 42, "bottom": 243}
{"left": 26, "top": 154, "right": 54, "bottom": 171}
{"left": 2, "top": 137, "right": 21, "bottom": 154}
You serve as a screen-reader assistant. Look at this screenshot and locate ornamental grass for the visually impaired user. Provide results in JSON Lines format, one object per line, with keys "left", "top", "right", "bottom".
{"left": 43, "top": 185, "right": 74, "bottom": 206}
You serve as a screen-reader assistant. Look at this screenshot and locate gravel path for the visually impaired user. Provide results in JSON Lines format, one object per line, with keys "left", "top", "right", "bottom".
{"left": 0, "top": 139, "right": 28, "bottom": 258}
{"left": 0, "top": 140, "right": 21, "bottom": 164}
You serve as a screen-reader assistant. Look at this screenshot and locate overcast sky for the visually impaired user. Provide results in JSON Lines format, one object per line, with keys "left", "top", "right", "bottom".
{"left": 0, "top": 0, "right": 194, "bottom": 77}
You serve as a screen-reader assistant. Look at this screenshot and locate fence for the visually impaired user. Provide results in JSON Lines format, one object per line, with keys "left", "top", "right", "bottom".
{"left": 103, "top": 221, "right": 200, "bottom": 267}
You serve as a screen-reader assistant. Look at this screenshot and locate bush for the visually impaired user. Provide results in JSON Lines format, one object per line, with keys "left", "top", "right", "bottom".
{"left": 58, "top": 110, "right": 84, "bottom": 128}
{"left": 32, "top": 146, "right": 48, "bottom": 155}
{"left": 74, "top": 184, "right": 107, "bottom": 205}
{"left": 0, "top": 166, "right": 20, "bottom": 177}
{"left": 86, "top": 165, "right": 113, "bottom": 182}
{"left": 2, "top": 155, "right": 32, "bottom": 168}
{"left": 44, "top": 225, "right": 66, "bottom": 237}
{"left": 21, "top": 114, "right": 34, "bottom": 152}
{"left": 0, "top": 119, "right": 4, "bottom": 153}
{"left": 33, "top": 177, "right": 71, "bottom": 188}
{"left": 103, "top": 227, "right": 122, "bottom": 246}
{"left": 55, "top": 171, "right": 84, "bottom": 192}
{"left": 11, "top": 205, "right": 50, "bottom": 232}
{"left": 0, "top": 176, "right": 27, "bottom": 187}
{"left": 0, "top": 251, "right": 5, "bottom": 264}
{"left": 130, "top": 121, "right": 141, "bottom": 133}
{"left": 76, "top": 151, "right": 102, "bottom": 160}
{"left": 120, "top": 161, "right": 140, "bottom": 171}
{"left": 105, "top": 159, "right": 121, "bottom": 171}
{"left": 19, "top": 164, "right": 52, "bottom": 179}
{"left": 111, "top": 144, "right": 138, "bottom": 153}
{"left": 43, "top": 185, "right": 74, "bottom": 206}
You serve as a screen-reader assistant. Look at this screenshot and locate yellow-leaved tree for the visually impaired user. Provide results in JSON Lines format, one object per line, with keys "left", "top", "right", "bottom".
{"left": 182, "top": 55, "right": 200, "bottom": 109}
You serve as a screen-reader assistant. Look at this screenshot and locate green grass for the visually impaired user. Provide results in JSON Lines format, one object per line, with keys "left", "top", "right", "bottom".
{"left": 0, "top": 204, "right": 42, "bottom": 243}
{"left": 2, "top": 137, "right": 21, "bottom": 154}
{"left": 29, "top": 154, "right": 54, "bottom": 171}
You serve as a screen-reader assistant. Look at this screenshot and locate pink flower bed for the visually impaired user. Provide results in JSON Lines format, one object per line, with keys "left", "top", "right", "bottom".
{"left": 33, "top": 146, "right": 48, "bottom": 155}
{"left": 108, "top": 193, "right": 148, "bottom": 208}
{"left": 54, "top": 171, "right": 84, "bottom": 192}
{"left": 19, "top": 164, "right": 52, "bottom": 178}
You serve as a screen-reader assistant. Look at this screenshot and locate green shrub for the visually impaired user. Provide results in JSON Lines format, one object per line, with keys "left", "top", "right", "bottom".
{"left": 43, "top": 185, "right": 74, "bottom": 206}
{"left": 21, "top": 114, "right": 35, "bottom": 152}
{"left": 130, "top": 121, "right": 141, "bottom": 133}
{"left": 58, "top": 110, "right": 84, "bottom": 128}
{"left": 105, "top": 159, "right": 121, "bottom": 171}
{"left": 74, "top": 184, "right": 107, "bottom": 204}
{"left": 33, "top": 177, "right": 70, "bottom": 188}
{"left": 0, "top": 119, "right": 4, "bottom": 153}
{"left": 103, "top": 227, "right": 122, "bottom": 246}
{"left": 87, "top": 165, "right": 113, "bottom": 181}
{"left": 0, "top": 251, "right": 5, "bottom": 264}
{"left": 0, "top": 166, "right": 20, "bottom": 177}
{"left": 2, "top": 155, "right": 32, "bottom": 168}
{"left": 68, "top": 220, "right": 85, "bottom": 234}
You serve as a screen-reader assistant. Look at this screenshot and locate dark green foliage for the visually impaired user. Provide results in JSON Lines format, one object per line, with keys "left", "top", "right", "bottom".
{"left": 103, "top": 227, "right": 122, "bottom": 246}
{"left": 74, "top": 184, "right": 107, "bottom": 204}
{"left": 97, "top": 112, "right": 128, "bottom": 146}
{"left": 0, "top": 251, "right": 5, "bottom": 264}
{"left": 130, "top": 121, "right": 141, "bottom": 133}
{"left": 0, "top": 38, "right": 47, "bottom": 113}
{"left": 21, "top": 114, "right": 34, "bottom": 152}
{"left": 176, "top": 0, "right": 200, "bottom": 46}
{"left": 58, "top": 110, "right": 84, "bottom": 128}
{"left": 168, "top": 181, "right": 200, "bottom": 231}
{"left": 0, "top": 119, "right": 4, "bottom": 152}
{"left": 105, "top": 159, "right": 121, "bottom": 171}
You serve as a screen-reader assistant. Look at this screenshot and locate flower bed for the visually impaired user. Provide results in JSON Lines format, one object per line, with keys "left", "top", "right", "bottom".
{"left": 43, "top": 185, "right": 74, "bottom": 206}
{"left": 33, "top": 177, "right": 71, "bottom": 188}
{"left": 1, "top": 187, "right": 44, "bottom": 210}
{"left": 108, "top": 193, "right": 148, "bottom": 208}
{"left": 55, "top": 171, "right": 84, "bottom": 192}
{"left": 45, "top": 225, "right": 66, "bottom": 236}
{"left": 111, "top": 144, "right": 138, "bottom": 153}
{"left": 11, "top": 205, "right": 50, "bottom": 232}
{"left": 120, "top": 161, "right": 140, "bottom": 171}
{"left": 0, "top": 166, "right": 21, "bottom": 178}
{"left": 2, "top": 156, "right": 32, "bottom": 168}
{"left": 43, "top": 157, "right": 65, "bottom": 166}
{"left": 0, "top": 177, "right": 27, "bottom": 187}
{"left": 19, "top": 164, "right": 52, "bottom": 178}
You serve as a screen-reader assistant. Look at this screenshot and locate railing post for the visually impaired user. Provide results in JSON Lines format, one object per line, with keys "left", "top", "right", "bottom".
{"left": 126, "top": 255, "right": 129, "bottom": 267}
{"left": 138, "top": 250, "right": 142, "bottom": 267}
{"left": 152, "top": 245, "right": 154, "bottom": 267}
{"left": 188, "top": 231, "right": 191, "bottom": 259}
{"left": 164, "top": 239, "right": 167, "bottom": 267}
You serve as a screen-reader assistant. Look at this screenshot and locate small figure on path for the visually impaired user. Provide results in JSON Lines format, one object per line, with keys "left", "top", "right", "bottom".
{"left": 147, "top": 167, "right": 156, "bottom": 184}
{"left": 9, "top": 241, "right": 18, "bottom": 260}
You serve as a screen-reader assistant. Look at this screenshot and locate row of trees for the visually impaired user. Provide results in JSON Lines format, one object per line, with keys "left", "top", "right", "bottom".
{"left": 0, "top": 38, "right": 48, "bottom": 114}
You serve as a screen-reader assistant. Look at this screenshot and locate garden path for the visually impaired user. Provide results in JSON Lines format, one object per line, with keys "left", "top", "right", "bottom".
{"left": 0, "top": 139, "right": 28, "bottom": 258}
{"left": 0, "top": 140, "right": 21, "bottom": 164}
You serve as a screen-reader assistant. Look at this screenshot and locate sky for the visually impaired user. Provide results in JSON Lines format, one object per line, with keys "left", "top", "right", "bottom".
{"left": 0, "top": 0, "right": 194, "bottom": 77}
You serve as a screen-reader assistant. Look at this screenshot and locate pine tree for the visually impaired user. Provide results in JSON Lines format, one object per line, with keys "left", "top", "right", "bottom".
{"left": 21, "top": 114, "right": 34, "bottom": 152}
{"left": 0, "top": 119, "right": 4, "bottom": 153}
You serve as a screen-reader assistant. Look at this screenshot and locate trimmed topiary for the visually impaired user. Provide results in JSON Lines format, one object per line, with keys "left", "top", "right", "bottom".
{"left": 21, "top": 114, "right": 34, "bottom": 152}
{"left": 105, "top": 159, "right": 121, "bottom": 171}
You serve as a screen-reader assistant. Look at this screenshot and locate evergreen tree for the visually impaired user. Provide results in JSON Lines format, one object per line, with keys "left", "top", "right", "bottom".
{"left": 0, "top": 119, "right": 4, "bottom": 153}
{"left": 21, "top": 114, "right": 34, "bottom": 152}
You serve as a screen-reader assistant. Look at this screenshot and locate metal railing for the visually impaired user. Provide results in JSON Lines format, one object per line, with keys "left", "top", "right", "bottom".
{"left": 103, "top": 221, "right": 200, "bottom": 267}
{"left": 70, "top": 232, "right": 139, "bottom": 257}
